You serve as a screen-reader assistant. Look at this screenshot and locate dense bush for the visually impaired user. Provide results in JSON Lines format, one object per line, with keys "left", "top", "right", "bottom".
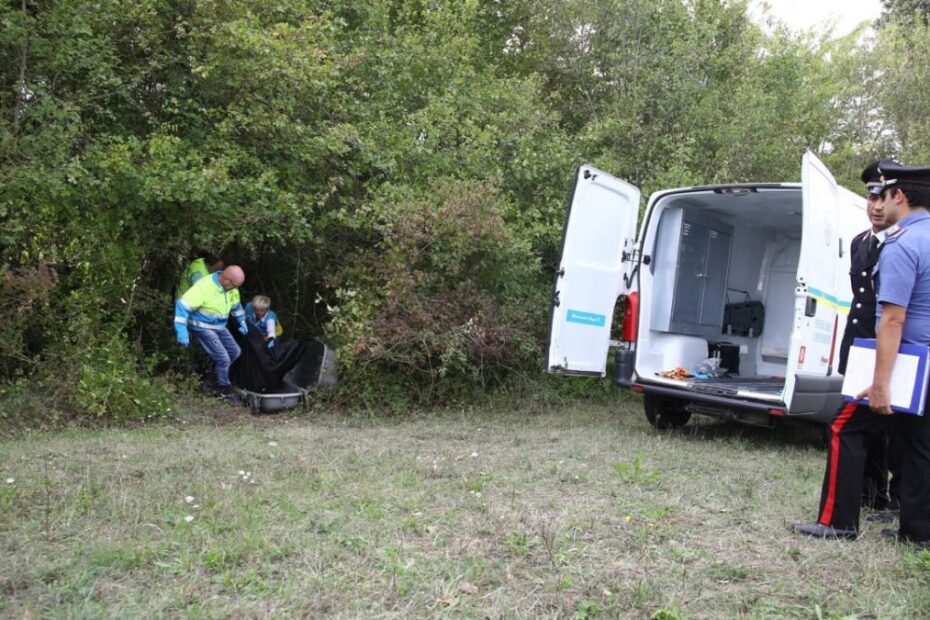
{"left": 1, "top": 0, "right": 927, "bottom": 419}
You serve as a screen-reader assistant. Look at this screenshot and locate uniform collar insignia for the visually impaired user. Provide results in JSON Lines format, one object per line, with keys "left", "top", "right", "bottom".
{"left": 886, "top": 224, "right": 907, "bottom": 239}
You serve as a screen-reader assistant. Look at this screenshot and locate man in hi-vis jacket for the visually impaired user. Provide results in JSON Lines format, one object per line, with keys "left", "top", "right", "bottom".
{"left": 174, "top": 265, "right": 248, "bottom": 401}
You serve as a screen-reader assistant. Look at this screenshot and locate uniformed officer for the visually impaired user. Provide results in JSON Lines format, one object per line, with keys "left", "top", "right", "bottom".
{"left": 793, "top": 160, "right": 902, "bottom": 540}
{"left": 858, "top": 161, "right": 930, "bottom": 546}
{"left": 845, "top": 162, "right": 902, "bottom": 518}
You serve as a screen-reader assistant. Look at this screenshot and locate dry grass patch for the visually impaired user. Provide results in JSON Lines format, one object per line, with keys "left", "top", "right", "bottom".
{"left": 2, "top": 399, "right": 930, "bottom": 618}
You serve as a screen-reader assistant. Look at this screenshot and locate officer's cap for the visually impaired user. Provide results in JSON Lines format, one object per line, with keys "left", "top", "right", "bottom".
{"left": 879, "top": 159, "right": 930, "bottom": 190}
{"left": 861, "top": 160, "right": 887, "bottom": 195}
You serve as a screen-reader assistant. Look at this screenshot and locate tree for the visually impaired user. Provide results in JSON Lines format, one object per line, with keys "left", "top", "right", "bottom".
{"left": 881, "top": 0, "right": 930, "bottom": 25}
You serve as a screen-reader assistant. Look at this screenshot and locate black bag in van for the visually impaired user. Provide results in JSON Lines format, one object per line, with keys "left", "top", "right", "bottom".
{"left": 708, "top": 342, "right": 741, "bottom": 376}
{"left": 723, "top": 301, "right": 765, "bottom": 338}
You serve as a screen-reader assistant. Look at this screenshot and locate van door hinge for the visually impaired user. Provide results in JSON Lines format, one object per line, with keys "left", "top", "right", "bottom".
{"left": 621, "top": 239, "right": 646, "bottom": 264}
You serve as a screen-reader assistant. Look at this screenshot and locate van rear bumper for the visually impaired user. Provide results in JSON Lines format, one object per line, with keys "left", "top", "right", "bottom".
{"left": 634, "top": 380, "right": 779, "bottom": 413}
{"left": 633, "top": 377, "right": 836, "bottom": 426}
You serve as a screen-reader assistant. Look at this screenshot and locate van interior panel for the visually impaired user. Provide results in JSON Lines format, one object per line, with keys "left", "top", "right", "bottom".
{"left": 638, "top": 188, "right": 803, "bottom": 403}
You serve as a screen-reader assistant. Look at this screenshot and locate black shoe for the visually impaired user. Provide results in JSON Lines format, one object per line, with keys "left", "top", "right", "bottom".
{"left": 216, "top": 385, "right": 243, "bottom": 406}
{"left": 793, "top": 522, "right": 858, "bottom": 540}
{"left": 866, "top": 509, "right": 898, "bottom": 523}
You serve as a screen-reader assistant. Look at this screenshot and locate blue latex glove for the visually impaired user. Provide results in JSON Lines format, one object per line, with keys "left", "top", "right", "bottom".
{"left": 266, "top": 337, "right": 276, "bottom": 350}
{"left": 177, "top": 332, "right": 190, "bottom": 347}
{"left": 238, "top": 321, "right": 248, "bottom": 335}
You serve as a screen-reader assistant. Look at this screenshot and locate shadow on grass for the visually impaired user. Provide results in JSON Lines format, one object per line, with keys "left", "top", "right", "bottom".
{"left": 670, "top": 416, "right": 825, "bottom": 452}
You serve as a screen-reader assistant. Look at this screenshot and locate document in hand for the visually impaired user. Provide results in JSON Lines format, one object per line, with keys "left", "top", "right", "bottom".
{"left": 841, "top": 338, "right": 930, "bottom": 416}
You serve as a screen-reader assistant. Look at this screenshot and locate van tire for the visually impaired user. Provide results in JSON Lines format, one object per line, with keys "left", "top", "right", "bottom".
{"left": 644, "top": 394, "right": 691, "bottom": 429}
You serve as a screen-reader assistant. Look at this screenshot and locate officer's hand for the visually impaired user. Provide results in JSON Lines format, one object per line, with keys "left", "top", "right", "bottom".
{"left": 238, "top": 322, "right": 249, "bottom": 335}
{"left": 266, "top": 337, "right": 276, "bottom": 350}
{"left": 857, "top": 384, "right": 894, "bottom": 415}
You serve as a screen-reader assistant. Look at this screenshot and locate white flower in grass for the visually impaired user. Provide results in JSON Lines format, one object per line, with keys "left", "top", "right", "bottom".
{"left": 185, "top": 515, "right": 195, "bottom": 523}
{"left": 238, "top": 470, "right": 246, "bottom": 476}
{"left": 5, "top": 478, "right": 14, "bottom": 484}
{"left": 185, "top": 495, "right": 195, "bottom": 504}
{"left": 470, "top": 452, "right": 479, "bottom": 458}
{"left": 268, "top": 441, "right": 278, "bottom": 447}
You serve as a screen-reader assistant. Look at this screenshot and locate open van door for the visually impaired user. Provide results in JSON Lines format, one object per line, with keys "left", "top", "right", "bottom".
{"left": 547, "top": 165, "right": 641, "bottom": 376}
{"left": 785, "top": 152, "right": 844, "bottom": 412}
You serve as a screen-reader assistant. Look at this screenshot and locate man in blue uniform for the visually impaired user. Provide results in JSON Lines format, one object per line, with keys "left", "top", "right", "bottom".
{"left": 858, "top": 160, "right": 930, "bottom": 546}
{"left": 793, "top": 161, "right": 902, "bottom": 539}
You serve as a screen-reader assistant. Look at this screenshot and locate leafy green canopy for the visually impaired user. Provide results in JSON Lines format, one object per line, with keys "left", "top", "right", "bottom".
{"left": 0, "top": 0, "right": 916, "bottom": 417}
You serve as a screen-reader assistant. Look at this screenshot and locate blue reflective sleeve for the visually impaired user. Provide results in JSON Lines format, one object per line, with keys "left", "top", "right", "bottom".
{"left": 232, "top": 302, "right": 247, "bottom": 331}
{"left": 174, "top": 299, "right": 191, "bottom": 340}
{"left": 876, "top": 243, "right": 918, "bottom": 308}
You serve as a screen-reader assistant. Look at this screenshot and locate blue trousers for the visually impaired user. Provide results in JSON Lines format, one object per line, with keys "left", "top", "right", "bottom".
{"left": 193, "top": 329, "right": 241, "bottom": 387}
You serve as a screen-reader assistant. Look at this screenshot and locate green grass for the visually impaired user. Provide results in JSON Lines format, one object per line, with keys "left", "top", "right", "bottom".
{"left": 2, "top": 397, "right": 930, "bottom": 618}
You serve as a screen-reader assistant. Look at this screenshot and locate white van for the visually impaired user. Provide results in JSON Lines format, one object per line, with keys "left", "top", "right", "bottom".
{"left": 547, "top": 152, "right": 868, "bottom": 428}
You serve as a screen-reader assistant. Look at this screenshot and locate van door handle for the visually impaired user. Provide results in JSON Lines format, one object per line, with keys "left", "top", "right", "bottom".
{"left": 805, "top": 297, "right": 817, "bottom": 317}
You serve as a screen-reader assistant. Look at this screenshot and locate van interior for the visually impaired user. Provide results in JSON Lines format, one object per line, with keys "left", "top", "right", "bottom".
{"left": 636, "top": 187, "right": 803, "bottom": 402}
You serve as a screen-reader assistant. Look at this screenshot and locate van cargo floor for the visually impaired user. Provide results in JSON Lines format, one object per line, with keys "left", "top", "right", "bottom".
{"left": 686, "top": 377, "right": 785, "bottom": 397}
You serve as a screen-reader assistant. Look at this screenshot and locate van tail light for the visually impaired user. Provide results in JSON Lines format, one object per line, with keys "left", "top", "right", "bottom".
{"left": 827, "top": 315, "right": 839, "bottom": 374}
{"left": 622, "top": 292, "right": 639, "bottom": 343}
{"left": 631, "top": 384, "right": 645, "bottom": 393}
{"left": 768, "top": 408, "right": 786, "bottom": 416}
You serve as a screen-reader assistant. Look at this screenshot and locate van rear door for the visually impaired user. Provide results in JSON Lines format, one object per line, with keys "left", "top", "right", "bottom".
{"left": 785, "top": 152, "right": 845, "bottom": 413}
{"left": 547, "top": 165, "right": 640, "bottom": 376}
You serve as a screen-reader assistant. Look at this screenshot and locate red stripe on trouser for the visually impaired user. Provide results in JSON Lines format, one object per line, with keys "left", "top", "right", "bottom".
{"left": 819, "top": 402, "right": 859, "bottom": 525}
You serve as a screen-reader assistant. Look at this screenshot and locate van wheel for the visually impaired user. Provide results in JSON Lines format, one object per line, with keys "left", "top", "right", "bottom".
{"left": 644, "top": 395, "right": 691, "bottom": 429}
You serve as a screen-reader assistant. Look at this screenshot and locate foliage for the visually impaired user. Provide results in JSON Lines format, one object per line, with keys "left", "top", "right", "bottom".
{"left": 1, "top": 0, "right": 928, "bottom": 417}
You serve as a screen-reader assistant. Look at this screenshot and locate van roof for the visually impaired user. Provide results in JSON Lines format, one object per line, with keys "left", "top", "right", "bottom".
{"left": 658, "top": 182, "right": 802, "bottom": 194}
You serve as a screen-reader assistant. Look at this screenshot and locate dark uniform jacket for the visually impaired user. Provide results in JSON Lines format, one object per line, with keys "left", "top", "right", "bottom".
{"left": 838, "top": 229, "right": 882, "bottom": 375}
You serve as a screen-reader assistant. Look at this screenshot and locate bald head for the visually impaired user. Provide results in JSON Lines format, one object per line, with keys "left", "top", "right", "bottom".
{"left": 219, "top": 265, "right": 245, "bottom": 290}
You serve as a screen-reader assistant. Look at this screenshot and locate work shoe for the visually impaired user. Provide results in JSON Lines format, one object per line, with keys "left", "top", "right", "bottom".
{"left": 216, "top": 385, "right": 243, "bottom": 407}
{"left": 792, "top": 522, "right": 858, "bottom": 540}
{"left": 866, "top": 509, "right": 898, "bottom": 523}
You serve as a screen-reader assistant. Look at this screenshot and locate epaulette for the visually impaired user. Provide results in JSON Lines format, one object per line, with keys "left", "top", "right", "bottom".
{"left": 884, "top": 224, "right": 908, "bottom": 244}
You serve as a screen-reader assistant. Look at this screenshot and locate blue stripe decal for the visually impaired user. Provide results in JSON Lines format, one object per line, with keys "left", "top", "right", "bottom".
{"left": 566, "top": 309, "right": 607, "bottom": 327}
{"left": 808, "top": 286, "right": 852, "bottom": 311}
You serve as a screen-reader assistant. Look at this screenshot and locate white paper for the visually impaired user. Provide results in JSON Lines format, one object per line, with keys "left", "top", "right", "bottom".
{"left": 841, "top": 345, "right": 924, "bottom": 412}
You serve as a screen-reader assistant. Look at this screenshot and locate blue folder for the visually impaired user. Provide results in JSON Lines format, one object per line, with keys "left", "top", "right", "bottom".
{"left": 841, "top": 338, "right": 929, "bottom": 416}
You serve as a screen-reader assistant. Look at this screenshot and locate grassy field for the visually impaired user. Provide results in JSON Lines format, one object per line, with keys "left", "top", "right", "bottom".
{"left": 2, "top": 396, "right": 930, "bottom": 619}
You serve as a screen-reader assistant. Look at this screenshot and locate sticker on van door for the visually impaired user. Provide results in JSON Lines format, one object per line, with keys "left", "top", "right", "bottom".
{"left": 566, "top": 310, "right": 607, "bottom": 327}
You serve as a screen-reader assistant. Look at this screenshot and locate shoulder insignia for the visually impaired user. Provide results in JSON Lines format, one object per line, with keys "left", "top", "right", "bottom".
{"left": 885, "top": 225, "right": 908, "bottom": 244}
